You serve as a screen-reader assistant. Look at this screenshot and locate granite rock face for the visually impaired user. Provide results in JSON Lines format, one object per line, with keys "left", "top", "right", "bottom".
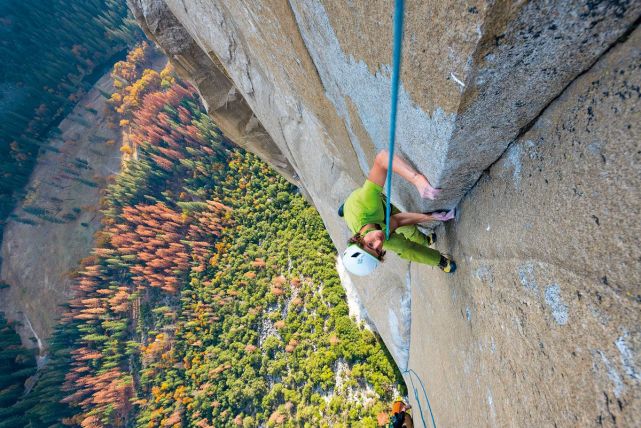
{"left": 128, "top": 0, "right": 299, "bottom": 186}
{"left": 409, "top": 28, "right": 641, "bottom": 426}
{"left": 128, "top": 0, "right": 640, "bottom": 424}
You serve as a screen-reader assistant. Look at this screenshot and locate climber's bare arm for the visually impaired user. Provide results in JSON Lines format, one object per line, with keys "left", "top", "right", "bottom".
{"left": 389, "top": 213, "right": 431, "bottom": 233}
{"left": 368, "top": 150, "right": 441, "bottom": 199}
{"left": 389, "top": 210, "right": 455, "bottom": 233}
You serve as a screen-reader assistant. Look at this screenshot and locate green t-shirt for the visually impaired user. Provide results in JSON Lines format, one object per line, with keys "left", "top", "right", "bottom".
{"left": 343, "top": 180, "right": 440, "bottom": 266}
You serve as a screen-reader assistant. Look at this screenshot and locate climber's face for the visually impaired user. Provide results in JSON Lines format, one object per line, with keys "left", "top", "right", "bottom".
{"left": 361, "top": 229, "right": 385, "bottom": 259}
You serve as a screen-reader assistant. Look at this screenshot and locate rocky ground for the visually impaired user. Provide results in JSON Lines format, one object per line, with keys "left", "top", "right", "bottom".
{"left": 407, "top": 27, "right": 640, "bottom": 427}
{"left": 0, "top": 72, "right": 123, "bottom": 353}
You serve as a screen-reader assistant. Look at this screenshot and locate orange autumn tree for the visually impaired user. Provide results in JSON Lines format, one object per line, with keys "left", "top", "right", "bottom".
{"left": 110, "top": 200, "right": 229, "bottom": 293}
{"left": 57, "top": 43, "right": 232, "bottom": 427}
{"left": 33, "top": 41, "right": 401, "bottom": 428}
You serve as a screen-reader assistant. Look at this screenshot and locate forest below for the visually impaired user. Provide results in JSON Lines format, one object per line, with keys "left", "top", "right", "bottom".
{"left": 0, "top": 43, "right": 404, "bottom": 427}
{"left": 0, "top": 0, "right": 139, "bottom": 242}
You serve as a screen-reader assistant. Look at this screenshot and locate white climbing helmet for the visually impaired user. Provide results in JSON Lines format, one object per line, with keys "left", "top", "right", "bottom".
{"left": 342, "top": 244, "right": 380, "bottom": 276}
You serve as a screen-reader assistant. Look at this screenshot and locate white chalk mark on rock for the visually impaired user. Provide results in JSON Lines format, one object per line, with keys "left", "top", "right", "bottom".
{"left": 504, "top": 143, "right": 523, "bottom": 189}
{"left": 487, "top": 388, "right": 497, "bottom": 423}
{"left": 596, "top": 350, "right": 624, "bottom": 398}
{"left": 518, "top": 262, "right": 537, "bottom": 292}
{"left": 616, "top": 331, "right": 641, "bottom": 380}
{"left": 544, "top": 284, "right": 568, "bottom": 325}
{"left": 450, "top": 72, "right": 466, "bottom": 88}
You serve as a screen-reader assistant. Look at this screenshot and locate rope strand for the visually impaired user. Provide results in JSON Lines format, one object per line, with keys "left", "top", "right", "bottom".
{"left": 404, "top": 368, "right": 437, "bottom": 428}
{"left": 387, "top": 3, "right": 437, "bottom": 428}
{"left": 385, "top": 0, "right": 405, "bottom": 240}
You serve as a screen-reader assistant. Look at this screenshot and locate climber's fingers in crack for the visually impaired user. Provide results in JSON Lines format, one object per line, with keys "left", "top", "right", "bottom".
{"left": 425, "top": 209, "right": 456, "bottom": 222}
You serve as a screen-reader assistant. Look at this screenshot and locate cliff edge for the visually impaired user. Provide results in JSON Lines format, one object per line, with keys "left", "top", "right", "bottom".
{"left": 128, "top": 1, "right": 641, "bottom": 425}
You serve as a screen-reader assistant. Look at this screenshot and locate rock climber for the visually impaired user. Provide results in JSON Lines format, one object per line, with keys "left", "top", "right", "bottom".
{"left": 390, "top": 397, "right": 413, "bottom": 428}
{"left": 340, "top": 150, "right": 456, "bottom": 276}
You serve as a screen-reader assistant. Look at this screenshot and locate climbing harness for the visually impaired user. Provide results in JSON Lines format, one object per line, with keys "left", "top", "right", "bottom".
{"left": 404, "top": 368, "right": 437, "bottom": 428}
{"left": 385, "top": 0, "right": 404, "bottom": 240}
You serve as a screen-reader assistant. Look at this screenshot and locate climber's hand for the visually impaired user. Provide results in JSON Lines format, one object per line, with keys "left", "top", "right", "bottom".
{"left": 422, "top": 186, "right": 441, "bottom": 200}
{"left": 429, "top": 209, "right": 455, "bottom": 222}
{"left": 413, "top": 174, "right": 441, "bottom": 200}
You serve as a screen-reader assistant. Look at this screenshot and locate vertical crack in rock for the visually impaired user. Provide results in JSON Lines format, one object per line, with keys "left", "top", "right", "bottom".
{"left": 461, "top": 14, "right": 641, "bottom": 201}
{"left": 285, "top": 0, "right": 327, "bottom": 95}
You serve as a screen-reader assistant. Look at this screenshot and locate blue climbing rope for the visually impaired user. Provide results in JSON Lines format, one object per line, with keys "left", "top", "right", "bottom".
{"left": 385, "top": 0, "right": 404, "bottom": 240}
{"left": 404, "top": 368, "right": 437, "bottom": 428}
{"left": 383, "top": 3, "right": 438, "bottom": 423}
{"left": 385, "top": 3, "right": 437, "bottom": 427}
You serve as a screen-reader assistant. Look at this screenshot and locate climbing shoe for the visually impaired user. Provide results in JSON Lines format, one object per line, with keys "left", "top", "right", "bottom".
{"left": 438, "top": 255, "right": 456, "bottom": 273}
{"left": 426, "top": 231, "right": 437, "bottom": 246}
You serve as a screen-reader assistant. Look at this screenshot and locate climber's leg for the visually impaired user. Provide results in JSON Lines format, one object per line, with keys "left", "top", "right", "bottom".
{"left": 396, "top": 224, "right": 435, "bottom": 246}
{"left": 368, "top": 150, "right": 440, "bottom": 199}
